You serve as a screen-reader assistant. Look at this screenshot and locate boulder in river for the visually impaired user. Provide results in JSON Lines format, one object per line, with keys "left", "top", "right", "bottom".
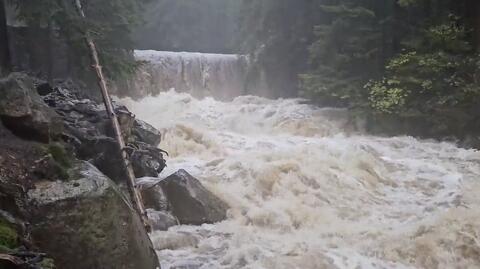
{"left": 0, "top": 73, "right": 61, "bottom": 143}
{"left": 133, "top": 119, "right": 162, "bottom": 147}
{"left": 27, "top": 161, "right": 160, "bottom": 269}
{"left": 138, "top": 179, "right": 169, "bottom": 211}
{"left": 160, "top": 170, "right": 228, "bottom": 225}
{"left": 130, "top": 142, "right": 167, "bottom": 178}
{"left": 147, "top": 209, "right": 178, "bottom": 231}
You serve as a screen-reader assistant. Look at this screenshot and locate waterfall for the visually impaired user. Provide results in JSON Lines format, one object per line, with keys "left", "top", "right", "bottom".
{"left": 129, "top": 50, "right": 248, "bottom": 100}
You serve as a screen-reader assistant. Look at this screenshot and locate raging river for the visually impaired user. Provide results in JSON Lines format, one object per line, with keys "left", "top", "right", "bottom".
{"left": 120, "top": 50, "right": 480, "bottom": 269}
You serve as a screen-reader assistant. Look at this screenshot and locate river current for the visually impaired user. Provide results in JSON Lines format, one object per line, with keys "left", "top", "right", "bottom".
{"left": 120, "top": 51, "right": 480, "bottom": 269}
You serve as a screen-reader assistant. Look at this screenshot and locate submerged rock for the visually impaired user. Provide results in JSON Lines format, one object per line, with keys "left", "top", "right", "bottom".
{"left": 139, "top": 179, "right": 169, "bottom": 211}
{"left": 27, "top": 161, "right": 160, "bottom": 269}
{"left": 147, "top": 210, "right": 178, "bottom": 231}
{"left": 0, "top": 73, "right": 61, "bottom": 143}
{"left": 160, "top": 170, "right": 228, "bottom": 225}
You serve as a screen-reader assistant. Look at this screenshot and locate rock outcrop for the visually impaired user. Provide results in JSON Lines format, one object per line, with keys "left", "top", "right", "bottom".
{"left": 0, "top": 74, "right": 164, "bottom": 269}
{"left": 133, "top": 120, "right": 162, "bottom": 147}
{"left": 28, "top": 161, "right": 160, "bottom": 269}
{"left": 0, "top": 73, "right": 62, "bottom": 143}
{"left": 42, "top": 85, "right": 167, "bottom": 181}
{"left": 159, "top": 170, "right": 228, "bottom": 225}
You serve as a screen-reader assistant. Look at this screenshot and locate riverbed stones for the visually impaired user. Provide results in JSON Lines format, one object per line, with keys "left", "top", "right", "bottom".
{"left": 27, "top": 161, "right": 160, "bottom": 269}
{"left": 160, "top": 170, "right": 228, "bottom": 225}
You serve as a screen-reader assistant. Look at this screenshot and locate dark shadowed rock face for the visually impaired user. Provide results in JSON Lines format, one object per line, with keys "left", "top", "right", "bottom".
{"left": 139, "top": 180, "right": 169, "bottom": 212}
{"left": 131, "top": 142, "right": 167, "bottom": 178}
{"left": 0, "top": 73, "right": 61, "bottom": 143}
{"left": 42, "top": 86, "right": 166, "bottom": 182}
{"left": 160, "top": 170, "right": 228, "bottom": 225}
{"left": 27, "top": 161, "right": 160, "bottom": 269}
{"left": 134, "top": 119, "right": 162, "bottom": 147}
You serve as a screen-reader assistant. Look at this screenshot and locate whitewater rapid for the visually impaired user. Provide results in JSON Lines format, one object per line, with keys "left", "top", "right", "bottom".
{"left": 120, "top": 91, "right": 480, "bottom": 269}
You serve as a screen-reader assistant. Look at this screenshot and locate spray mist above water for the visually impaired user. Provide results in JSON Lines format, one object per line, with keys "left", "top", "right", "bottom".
{"left": 120, "top": 89, "right": 480, "bottom": 269}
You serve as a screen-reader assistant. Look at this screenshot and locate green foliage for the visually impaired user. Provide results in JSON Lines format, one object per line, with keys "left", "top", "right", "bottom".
{"left": 366, "top": 79, "right": 407, "bottom": 113}
{"left": 48, "top": 143, "right": 73, "bottom": 180}
{"left": 0, "top": 219, "right": 18, "bottom": 250}
{"left": 366, "top": 19, "right": 480, "bottom": 114}
{"left": 49, "top": 143, "right": 72, "bottom": 169}
{"left": 40, "top": 258, "right": 56, "bottom": 269}
{"left": 300, "top": 0, "right": 382, "bottom": 106}
{"left": 8, "top": 0, "right": 147, "bottom": 81}
{"left": 240, "top": 0, "right": 480, "bottom": 119}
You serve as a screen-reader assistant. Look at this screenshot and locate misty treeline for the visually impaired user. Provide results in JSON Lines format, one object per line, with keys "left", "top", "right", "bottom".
{"left": 0, "top": 0, "right": 148, "bottom": 81}
{"left": 239, "top": 0, "right": 480, "bottom": 117}
{"left": 134, "top": 0, "right": 241, "bottom": 53}
{"left": 1, "top": 0, "right": 480, "bottom": 119}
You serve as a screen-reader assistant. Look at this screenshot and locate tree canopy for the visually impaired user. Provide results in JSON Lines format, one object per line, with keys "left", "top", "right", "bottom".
{"left": 239, "top": 0, "right": 480, "bottom": 116}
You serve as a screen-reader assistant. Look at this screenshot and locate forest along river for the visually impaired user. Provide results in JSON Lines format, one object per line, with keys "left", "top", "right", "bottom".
{"left": 121, "top": 91, "right": 480, "bottom": 269}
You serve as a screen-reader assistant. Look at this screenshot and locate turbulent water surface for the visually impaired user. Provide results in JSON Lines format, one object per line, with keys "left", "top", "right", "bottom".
{"left": 121, "top": 90, "right": 480, "bottom": 269}
{"left": 120, "top": 51, "right": 480, "bottom": 269}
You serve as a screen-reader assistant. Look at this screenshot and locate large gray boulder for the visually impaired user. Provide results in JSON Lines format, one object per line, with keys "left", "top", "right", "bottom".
{"left": 133, "top": 119, "right": 162, "bottom": 147}
{"left": 0, "top": 73, "right": 61, "bottom": 142}
{"left": 160, "top": 170, "right": 228, "bottom": 225}
{"left": 27, "top": 161, "right": 160, "bottom": 269}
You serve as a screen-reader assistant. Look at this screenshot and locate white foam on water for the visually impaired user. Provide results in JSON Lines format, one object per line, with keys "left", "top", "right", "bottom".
{"left": 120, "top": 90, "right": 480, "bottom": 269}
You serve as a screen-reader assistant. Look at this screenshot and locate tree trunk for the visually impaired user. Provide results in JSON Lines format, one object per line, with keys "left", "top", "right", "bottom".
{"left": 46, "top": 21, "right": 54, "bottom": 84}
{"left": 0, "top": 0, "right": 11, "bottom": 75}
{"left": 73, "top": 0, "right": 151, "bottom": 231}
{"left": 466, "top": 0, "right": 480, "bottom": 51}
{"left": 475, "top": 2, "right": 480, "bottom": 51}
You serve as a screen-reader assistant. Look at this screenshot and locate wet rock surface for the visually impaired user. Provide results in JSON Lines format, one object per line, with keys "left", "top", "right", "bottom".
{"left": 42, "top": 85, "right": 167, "bottom": 181}
{"left": 133, "top": 119, "right": 162, "bottom": 147}
{"left": 0, "top": 73, "right": 62, "bottom": 143}
{"left": 139, "top": 179, "right": 170, "bottom": 211}
{"left": 27, "top": 161, "right": 160, "bottom": 269}
{"left": 147, "top": 210, "right": 178, "bottom": 231}
{"left": 159, "top": 170, "right": 228, "bottom": 225}
{"left": 0, "top": 74, "right": 163, "bottom": 269}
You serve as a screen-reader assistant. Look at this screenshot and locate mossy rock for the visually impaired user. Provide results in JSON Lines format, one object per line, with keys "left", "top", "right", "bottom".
{"left": 40, "top": 258, "right": 56, "bottom": 269}
{"left": 33, "top": 143, "right": 74, "bottom": 181}
{"left": 27, "top": 161, "right": 160, "bottom": 269}
{"left": 48, "top": 143, "right": 73, "bottom": 169}
{"left": 0, "top": 219, "right": 18, "bottom": 250}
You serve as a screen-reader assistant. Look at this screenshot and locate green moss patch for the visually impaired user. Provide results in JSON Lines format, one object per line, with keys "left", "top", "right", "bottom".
{"left": 48, "top": 143, "right": 73, "bottom": 169}
{"left": 0, "top": 220, "right": 18, "bottom": 250}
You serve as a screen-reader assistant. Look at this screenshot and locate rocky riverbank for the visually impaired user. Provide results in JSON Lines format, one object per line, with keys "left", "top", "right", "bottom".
{"left": 0, "top": 73, "right": 229, "bottom": 268}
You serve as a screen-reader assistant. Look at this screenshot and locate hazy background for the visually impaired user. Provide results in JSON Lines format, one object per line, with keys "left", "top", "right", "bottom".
{"left": 133, "top": 0, "right": 241, "bottom": 53}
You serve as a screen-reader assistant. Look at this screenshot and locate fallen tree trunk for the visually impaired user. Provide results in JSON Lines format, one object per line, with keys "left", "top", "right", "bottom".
{"left": 73, "top": 0, "right": 150, "bottom": 231}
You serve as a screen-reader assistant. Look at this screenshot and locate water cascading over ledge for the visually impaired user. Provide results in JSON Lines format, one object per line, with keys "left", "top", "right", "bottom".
{"left": 120, "top": 50, "right": 249, "bottom": 100}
